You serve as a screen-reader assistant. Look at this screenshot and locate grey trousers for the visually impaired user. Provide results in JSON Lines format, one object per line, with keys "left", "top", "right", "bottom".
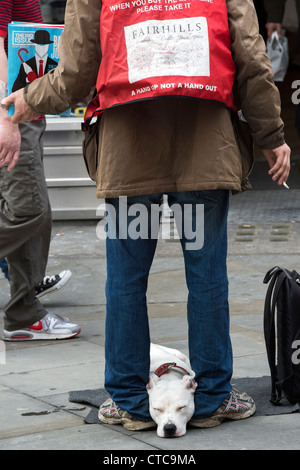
{"left": 0, "top": 120, "right": 52, "bottom": 331}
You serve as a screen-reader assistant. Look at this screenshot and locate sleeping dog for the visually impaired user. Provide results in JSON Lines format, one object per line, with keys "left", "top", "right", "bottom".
{"left": 147, "top": 344, "right": 197, "bottom": 438}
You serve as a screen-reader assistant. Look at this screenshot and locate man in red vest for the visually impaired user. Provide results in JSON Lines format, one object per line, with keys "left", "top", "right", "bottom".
{"left": 2, "top": 0, "right": 291, "bottom": 433}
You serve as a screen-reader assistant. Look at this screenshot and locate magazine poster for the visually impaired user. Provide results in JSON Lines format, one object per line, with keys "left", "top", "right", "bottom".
{"left": 7, "top": 22, "right": 70, "bottom": 116}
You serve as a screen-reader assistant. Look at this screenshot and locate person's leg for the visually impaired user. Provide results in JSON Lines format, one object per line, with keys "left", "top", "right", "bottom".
{"left": 0, "top": 120, "right": 51, "bottom": 331}
{"left": 168, "top": 190, "right": 232, "bottom": 417}
{"left": 104, "top": 193, "right": 162, "bottom": 421}
{"left": 0, "top": 258, "right": 9, "bottom": 279}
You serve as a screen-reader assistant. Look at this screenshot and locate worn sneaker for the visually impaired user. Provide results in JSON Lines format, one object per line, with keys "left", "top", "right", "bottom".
{"left": 189, "top": 389, "right": 256, "bottom": 428}
{"left": 99, "top": 398, "right": 156, "bottom": 431}
{"left": 3, "top": 312, "right": 81, "bottom": 341}
{"left": 35, "top": 270, "right": 72, "bottom": 299}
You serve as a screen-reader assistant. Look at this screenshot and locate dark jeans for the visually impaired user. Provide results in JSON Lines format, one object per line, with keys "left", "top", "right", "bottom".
{"left": 104, "top": 190, "right": 232, "bottom": 421}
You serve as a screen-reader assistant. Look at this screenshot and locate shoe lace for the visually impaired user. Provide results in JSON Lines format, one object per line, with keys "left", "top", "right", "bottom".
{"left": 44, "top": 313, "right": 70, "bottom": 328}
{"left": 41, "top": 275, "right": 57, "bottom": 286}
{"left": 223, "top": 389, "right": 241, "bottom": 412}
{"left": 102, "top": 400, "right": 123, "bottom": 418}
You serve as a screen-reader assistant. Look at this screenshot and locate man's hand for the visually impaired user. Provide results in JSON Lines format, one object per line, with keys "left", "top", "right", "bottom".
{"left": 261, "top": 143, "right": 291, "bottom": 186}
{"left": 0, "top": 119, "right": 21, "bottom": 171}
{"left": 265, "top": 22, "right": 282, "bottom": 37}
{"left": 1, "top": 88, "right": 39, "bottom": 124}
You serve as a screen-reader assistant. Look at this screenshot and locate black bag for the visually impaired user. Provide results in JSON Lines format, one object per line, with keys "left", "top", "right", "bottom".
{"left": 263, "top": 266, "right": 300, "bottom": 405}
{"left": 81, "top": 90, "right": 101, "bottom": 182}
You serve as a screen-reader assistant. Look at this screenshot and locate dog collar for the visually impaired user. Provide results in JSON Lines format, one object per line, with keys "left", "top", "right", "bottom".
{"left": 154, "top": 362, "right": 191, "bottom": 377}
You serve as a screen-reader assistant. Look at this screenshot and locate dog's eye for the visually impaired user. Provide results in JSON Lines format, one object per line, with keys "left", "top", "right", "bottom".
{"left": 177, "top": 405, "right": 187, "bottom": 412}
{"left": 153, "top": 407, "right": 163, "bottom": 413}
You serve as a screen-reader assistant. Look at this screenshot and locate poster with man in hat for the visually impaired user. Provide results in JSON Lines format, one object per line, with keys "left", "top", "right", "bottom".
{"left": 7, "top": 22, "right": 64, "bottom": 97}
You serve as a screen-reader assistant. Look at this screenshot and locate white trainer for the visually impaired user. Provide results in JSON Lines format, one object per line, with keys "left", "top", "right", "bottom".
{"left": 3, "top": 313, "right": 81, "bottom": 341}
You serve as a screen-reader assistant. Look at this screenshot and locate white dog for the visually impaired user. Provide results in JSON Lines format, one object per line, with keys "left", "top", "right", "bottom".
{"left": 147, "top": 344, "right": 197, "bottom": 438}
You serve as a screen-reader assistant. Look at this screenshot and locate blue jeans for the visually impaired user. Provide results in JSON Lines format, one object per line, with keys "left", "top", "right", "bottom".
{"left": 0, "top": 258, "right": 9, "bottom": 280}
{"left": 104, "top": 190, "right": 232, "bottom": 421}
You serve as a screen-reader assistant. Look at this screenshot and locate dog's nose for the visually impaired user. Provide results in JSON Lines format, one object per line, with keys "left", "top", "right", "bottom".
{"left": 163, "top": 423, "right": 177, "bottom": 437}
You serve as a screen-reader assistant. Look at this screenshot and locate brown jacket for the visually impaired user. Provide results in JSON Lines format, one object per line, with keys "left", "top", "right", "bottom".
{"left": 24, "top": 0, "right": 285, "bottom": 198}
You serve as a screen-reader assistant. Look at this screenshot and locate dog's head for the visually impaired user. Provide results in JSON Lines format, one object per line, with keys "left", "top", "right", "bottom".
{"left": 147, "top": 372, "right": 197, "bottom": 438}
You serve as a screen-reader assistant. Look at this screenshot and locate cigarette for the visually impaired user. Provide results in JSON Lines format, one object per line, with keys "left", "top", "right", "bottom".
{"left": 283, "top": 182, "right": 289, "bottom": 189}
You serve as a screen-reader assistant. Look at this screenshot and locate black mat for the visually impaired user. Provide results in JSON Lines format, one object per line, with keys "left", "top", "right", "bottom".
{"left": 69, "top": 376, "right": 300, "bottom": 425}
{"left": 69, "top": 388, "right": 110, "bottom": 424}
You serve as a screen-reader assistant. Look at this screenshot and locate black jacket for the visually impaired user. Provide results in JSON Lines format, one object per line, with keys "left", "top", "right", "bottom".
{"left": 264, "top": 0, "right": 300, "bottom": 24}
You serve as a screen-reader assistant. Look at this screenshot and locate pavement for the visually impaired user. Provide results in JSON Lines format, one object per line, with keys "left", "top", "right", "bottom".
{"left": 1, "top": 168, "right": 300, "bottom": 452}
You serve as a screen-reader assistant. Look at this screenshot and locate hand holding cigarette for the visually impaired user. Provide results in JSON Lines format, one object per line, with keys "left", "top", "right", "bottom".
{"left": 261, "top": 144, "right": 291, "bottom": 187}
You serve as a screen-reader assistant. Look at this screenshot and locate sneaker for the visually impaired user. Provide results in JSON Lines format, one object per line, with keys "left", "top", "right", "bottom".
{"left": 3, "top": 312, "right": 81, "bottom": 341}
{"left": 189, "top": 389, "right": 256, "bottom": 428}
{"left": 99, "top": 398, "right": 156, "bottom": 431}
{"left": 35, "top": 270, "right": 72, "bottom": 299}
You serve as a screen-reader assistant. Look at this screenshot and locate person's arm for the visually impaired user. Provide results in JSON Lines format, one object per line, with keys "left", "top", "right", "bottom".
{"left": 28, "top": 0, "right": 101, "bottom": 116}
{"left": 264, "top": 0, "right": 286, "bottom": 22}
{"left": 264, "top": 0, "right": 286, "bottom": 37}
{"left": 228, "top": 0, "right": 290, "bottom": 185}
{"left": 0, "top": 36, "right": 21, "bottom": 171}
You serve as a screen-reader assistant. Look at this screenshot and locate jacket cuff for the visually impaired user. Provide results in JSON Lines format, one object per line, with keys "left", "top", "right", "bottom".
{"left": 23, "top": 84, "right": 39, "bottom": 114}
{"left": 257, "top": 131, "right": 286, "bottom": 150}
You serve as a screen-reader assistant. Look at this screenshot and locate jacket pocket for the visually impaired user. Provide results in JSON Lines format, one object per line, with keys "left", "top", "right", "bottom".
{"left": 0, "top": 150, "right": 46, "bottom": 218}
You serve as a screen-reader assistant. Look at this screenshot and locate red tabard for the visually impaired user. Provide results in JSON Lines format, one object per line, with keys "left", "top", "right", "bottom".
{"left": 85, "top": 0, "right": 236, "bottom": 124}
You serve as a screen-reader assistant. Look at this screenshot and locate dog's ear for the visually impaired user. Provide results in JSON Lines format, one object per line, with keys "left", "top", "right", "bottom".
{"left": 146, "top": 372, "right": 160, "bottom": 390}
{"left": 182, "top": 375, "right": 197, "bottom": 392}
